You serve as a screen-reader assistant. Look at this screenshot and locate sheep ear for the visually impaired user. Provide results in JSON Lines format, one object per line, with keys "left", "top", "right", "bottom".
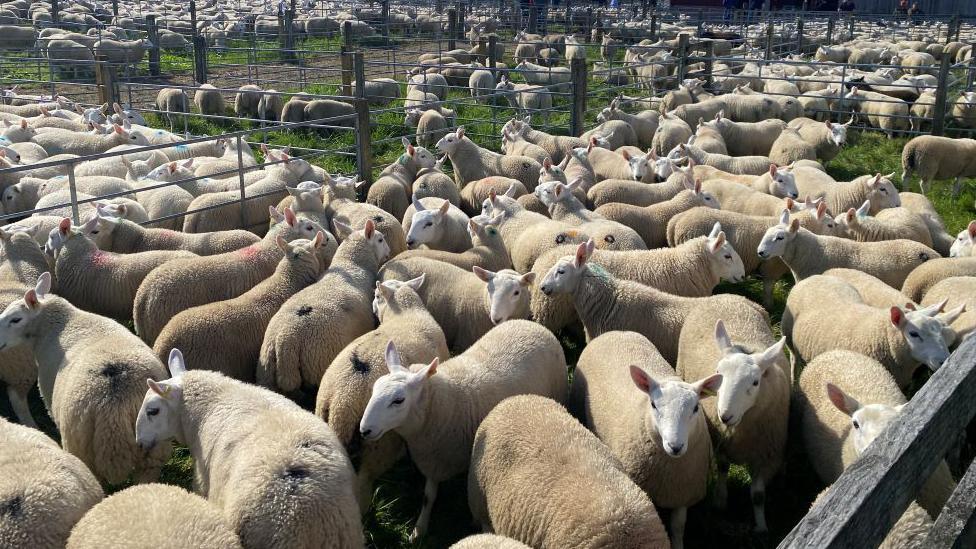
{"left": 504, "top": 183, "right": 518, "bottom": 198}
{"left": 363, "top": 219, "right": 376, "bottom": 239}
{"left": 573, "top": 239, "right": 592, "bottom": 267}
{"left": 785, "top": 197, "right": 795, "bottom": 211}
{"left": 268, "top": 206, "right": 285, "bottom": 224}
{"left": 708, "top": 222, "right": 722, "bottom": 239}
{"left": 714, "top": 320, "right": 734, "bottom": 354}
{"left": 709, "top": 231, "right": 726, "bottom": 253}
{"left": 856, "top": 200, "right": 871, "bottom": 217}
{"left": 621, "top": 149, "right": 631, "bottom": 161}
{"left": 754, "top": 337, "right": 786, "bottom": 370}
{"left": 275, "top": 234, "right": 289, "bottom": 253}
{"left": 333, "top": 220, "right": 353, "bottom": 237}
{"left": 543, "top": 157, "right": 551, "bottom": 169}
{"left": 168, "top": 348, "right": 187, "bottom": 377}
{"left": 890, "top": 306, "right": 907, "bottom": 328}
{"left": 113, "top": 124, "right": 124, "bottom": 134}
{"left": 769, "top": 164, "right": 777, "bottom": 177}
{"left": 385, "top": 341, "right": 405, "bottom": 372}
{"left": 414, "top": 357, "right": 439, "bottom": 379}
{"left": 968, "top": 220, "right": 976, "bottom": 239}
{"left": 816, "top": 201, "right": 827, "bottom": 219}
{"left": 412, "top": 196, "right": 425, "bottom": 211}
{"left": 34, "top": 272, "right": 51, "bottom": 298}
{"left": 629, "top": 365, "right": 656, "bottom": 395}
{"left": 58, "top": 217, "right": 71, "bottom": 235}
{"left": 789, "top": 219, "right": 800, "bottom": 233}
{"left": 405, "top": 274, "right": 425, "bottom": 291}
{"left": 694, "top": 374, "right": 723, "bottom": 398}
{"left": 20, "top": 119, "right": 27, "bottom": 129}
{"left": 146, "top": 378, "right": 172, "bottom": 398}
{"left": 456, "top": 127, "right": 465, "bottom": 139}
{"left": 846, "top": 208, "right": 856, "bottom": 223}
{"left": 519, "top": 272, "right": 536, "bottom": 286}
{"left": 472, "top": 266, "right": 494, "bottom": 282}
{"left": 284, "top": 207, "right": 298, "bottom": 227}
{"left": 826, "top": 383, "right": 860, "bottom": 416}
{"left": 438, "top": 200, "right": 450, "bottom": 216}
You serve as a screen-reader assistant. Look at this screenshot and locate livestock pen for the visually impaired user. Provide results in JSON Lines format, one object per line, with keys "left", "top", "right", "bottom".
{"left": 1, "top": 2, "right": 976, "bottom": 547}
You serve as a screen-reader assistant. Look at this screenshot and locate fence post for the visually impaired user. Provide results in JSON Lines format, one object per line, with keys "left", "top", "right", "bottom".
{"left": 146, "top": 14, "right": 160, "bottom": 76}
{"left": 94, "top": 55, "right": 118, "bottom": 106}
{"left": 650, "top": 14, "right": 657, "bottom": 40}
{"left": 341, "top": 51, "right": 353, "bottom": 96}
{"left": 111, "top": 0, "right": 118, "bottom": 18}
{"left": 676, "top": 33, "right": 690, "bottom": 83}
{"left": 51, "top": 0, "right": 58, "bottom": 26}
{"left": 67, "top": 163, "right": 80, "bottom": 225}
{"left": 948, "top": 15, "right": 959, "bottom": 44}
{"left": 352, "top": 52, "right": 373, "bottom": 190}
{"left": 703, "top": 41, "right": 715, "bottom": 90}
{"left": 487, "top": 34, "right": 498, "bottom": 76}
{"left": 585, "top": 8, "right": 593, "bottom": 43}
{"left": 282, "top": 5, "right": 296, "bottom": 64}
{"left": 641, "top": 0, "right": 648, "bottom": 18}
{"left": 447, "top": 8, "right": 457, "bottom": 50}
{"left": 826, "top": 17, "right": 835, "bottom": 46}
{"left": 381, "top": 0, "right": 389, "bottom": 38}
{"left": 796, "top": 17, "right": 804, "bottom": 55}
{"left": 528, "top": 5, "right": 537, "bottom": 34}
{"left": 570, "top": 58, "right": 587, "bottom": 137}
{"left": 342, "top": 20, "right": 353, "bottom": 49}
{"left": 435, "top": 0, "right": 443, "bottom": 13}
{"left": 193, "top": 35, "right": 208, "bottom": 84}
{"left": 848, "top": 14, "right": 855, "bottom": 40}
{"left": 931, "top": 54, "right": 952, "bottom": 136}
{"left": 456, "top": 2, "right": 466, "bottom": 42}
{"left": 189, "top": 0, "right": 198, "bottom": 38}
{"left": 967, "top": 41, "right": 976, "bottom": 91}
{"left": 765, "top": 21, "right": 774, "bottom": 60}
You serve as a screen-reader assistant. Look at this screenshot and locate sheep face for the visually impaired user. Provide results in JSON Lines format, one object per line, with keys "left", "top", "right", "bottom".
{"left": 434, "top": 128, "right": 465, "bottom": 155}
{"left": 372, "top": 276, "right": 425, "bottom": 319}
{"left": 949, "top": 221, "right": 976, "bottom": 258}
{"left": 768, "top": 165, "right": 799, "bottom": 199}
{"left": 706, "top": 230, "right": 745, "bottom": 283}
{"left": 826, "top": 382, "right": 905, "bottom": 455}
{"left": 539, "top": 239, "right": 595, "bottom": 296}
{"left": 359, "top": 343, "right": 438, "bottom": 441}
{"left": 136, "top": 349, "right": 188, "bottom": 452}
{"left": 865, "top": 174, "right": 900, "bottom": 210}
{"left": 756, "top": 216, "right": 799, "bottom": 259}
{"left": 474, "top": 268, "right": 534, "bottom": 325}
{"left": 622, "top": 150, "right": 652, "bottom": 181}
{"left": 146, "top": 159, "right": 193, "bottom": 182}
{"left": 406, "top": 199, "right": 450, "bottom": 248}
{"left": 712, "top": 320, "right": 784, "bottom": 428}
{"left": 629, "top": 365, "right": 722, "bottom": 457}
{"left": 890, "top": 303, "right": 959, "bottom": 372}
{"left": 0, "top": 272, "right": 51, "bottom": 352}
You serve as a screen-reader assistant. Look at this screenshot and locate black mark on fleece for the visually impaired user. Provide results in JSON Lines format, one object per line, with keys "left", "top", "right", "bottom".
{"left": 0, "top": 495, "right": 23, "bottom": 518}
{"left": 350, "top": 352, "right": 370, "bottom": 374}
{"left": 296, "top": 305, "right": 313, "bottom": 317}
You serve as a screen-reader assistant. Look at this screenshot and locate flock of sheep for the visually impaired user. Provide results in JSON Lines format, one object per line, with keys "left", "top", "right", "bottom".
{"left": 2, "top": 1, "right": 976, "bottom": 548}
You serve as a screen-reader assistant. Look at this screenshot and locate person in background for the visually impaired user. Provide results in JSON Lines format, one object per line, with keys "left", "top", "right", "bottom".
{"left": 839, "top": 0, "right": 854, "bottom": 10}
{"left": 896, "top": 0, "right": 908, "bottom": 14}
{"left": 909, "top": 2, "right": 923, "bottom": 15}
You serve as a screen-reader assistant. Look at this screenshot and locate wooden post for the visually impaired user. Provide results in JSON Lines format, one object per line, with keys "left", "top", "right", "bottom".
{"left": 111, "top": 0, "right": 118, "bottom": 18}
{"left": 946, "top": 15, "right": 959, "bottom": 45}
{"left": 282, "top": 5, "right": 296, "bottom": 64}
{"left": 826, "top": 17, "right": 835, "bottom": 46}
{"left": 447, "top": 8, "right": 457, "bottom": 51}
{"left": 796, "top": 17, "right": 804, "bottom": 55}
{"left": 703, "top": 41, "right": 714, "bottom": 89}
{"left": 848, "top": 14, "right": 855, "bottom": 39}
{"left": 193, "top": 35, "right": 208, "bottom": 84}
{"left": 765, "top": 21, "right": 774, "bottom": 60}
{"left": 353, "top": 53, "right": 372, "bottom": 189}
{"left": 51, "top": 0, "right": 59, "bottom": 26}
{"left": 189, "top": 0, "right": 198, "bottom": 38}
{"left": 94, "top": 55, "right": 118, "bottom": 106}
{"left": 487, "top": 34, "right": 498, "bottom": 76}
{"left": 570, "top": 58, "right": 587, "bottom": 137}
{"left": 925, "top": 458, "right": 976, "bottom": 548}
{"left": 585, "top": 8, "right": 593, "bottom": 43}
{"left": 967, "top": 41, "right": 976, "bottom": 92}
{"left": 353, "top": 51, "right": 366, "bottom": 99}
{"left": 780, "top": 338, "right": 976, "bottom": 548}
{"left": 340, "top": 51, "right": 353, "bottom": 96}
{"left": 528, "top": 5, "right": 537, "bottom": 34}
{"left": 146, "top": 14, "right": 160, "bottom": 76}
{"left": 381, "top": 0, "right": 389, "bottom": 38}
{"left": 435, "top": 0, "right": 443, "bottom": 14}
{"left": 650, "top": 14, "right": 657, "bottom": 40}
{"left": 343, "top": 20, "right": 353, "bottom": 49}
{"left": 456, "top": 2, "right": 465, "bottom": 42}
{"left": 676, "top": 33, "right": 690, "bottom": 83}
{"left": 641, "top": 0, "right": 648, "bottom": 18}
{"left": 931, "top": 54, "right": 952, "bottom": 136}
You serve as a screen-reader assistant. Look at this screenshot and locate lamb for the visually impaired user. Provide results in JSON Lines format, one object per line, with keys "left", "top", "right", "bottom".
{"left": 315, "top": 282, "right": 450, "bottom": 511}
{"left": 801, "top": 172, "right": 902, "bottom": 216}
{"left": 0, "top": 418, "right": 103, "bottom": 549}
{"left": 652, "top": 112, "right": 694, "bottom": 156}
{"left": 256, "top": 220, "right": 390, "bottom": 393}
{"left": 595, "top": 177, "right": 719, "bottom": 248}
{"left": 256, "top": 89, "right": 284, "bottom": 126}
{"left": 325, "top": 183, "right": 409, "bottom": 257}
{"left": 153, "top": 232, "right": 329, "bottom": 382}
{"left": 900, "top": 135, "right": 976, "bottom": 196}
{"left": 757, "top": 216, "right": 938, "bottom": 289}
{"left": 133, "top": 207, "right": 328, "bottom": 344}
{"left": 679, "top": 142, "right": 773, "bottom": 176}
{"left": 402, "top": 197, "right": 472, "bottom": 252}
{"left": 0, "top": 119, "right": 38, "bottom": 143}
{"left": 193, "top": 84, "right": 226, "bottom": 117}
{"left": 468, "top": 394, "right": 670, "bottom": 548}
{"left": 530, "top": 226, "right": 744, "bottom": 331}
{"left": 834, "top": 201, "right": 934, "bottom": 247}
{"left": 0, "top": 273, "right": 172, "bottom": 484}
{"left": 587, "top": 141, "right": 656, "bottom": 182}
{"left": 920, "top": 276, "right": 976, "bottom": 341}
{"left": 49, "top": 218, "right": 196, "bottom": 320}
{"left": 539, "top": 180, "right": 649, "bottom": 250}
{"left": 501, "top": 128, "right": 549, "bottom": 164}
{"left": 796, "top": 350, "right": 955, "bottom": 519}
{"left": 495, "top": 76, "right": 553, "bottom": 125}
{"left": 469, "top": 69, "right": 496, "bottom": 103}
{"left": 768, "top": 127, "right": 818, "bottom": 166}
{"left": 717, "top": 93, "right": 783, "bottom": 123}
{"left": 893, "top": 193, "right": 954, "bottom": 256}
{"left": 407, "top": 72, "right": 449, "bottom": 101}
{"left": 304, "top": 99, "right": 356, "bottom": 130}
{"left": 670, "top": 99, "right": 726, "bottom": 129}
{"left": 66, "top": 484, "right": 242, "bottom": 549}
{"left": 950, "top": 220, "right": 976, "bottom": 257}
{"left": 783, "top": 274, "right": 960, "bottom": 387}
{"left": 570, "top": 331, "right": 720, "bottom": 549}
{"left": 358, "top": 320, "right": 568, "bottom": 540}
{"left": 951, "top": 91, "right": 976, "bottom": 128}
{"left": 234, "top": 84, "right": 263, "bottom": 119}
{"left": 539, "top": 240, "right": 767, "bottom": 364}
{"left": 843, "top": 86, "right": 910, "bottom": 139}
{"left": 503, "top": 116, "right": 584, "bottom": 165}
{"left": 587, "top": 159, "right": 698, "bottom": 208}
{"left": 280, "top": 98, "right": 308, "bottom": 124}
{"left": 436, "top": 127, "right": 541, "bottom": 190}
{"left": 395, "top": 215, "right": 510, "bottom": 271}
{"left": 416, "top": 108, "right": 451, "bottom": 149}
{"left": 367, "top": 138, "right": 437, "bottom": 221}
{"left": 30, "top": 124, "right": 148, "bottom": 156}
{"left": 135, "top": 351, "right": 363, "bottom": 548}
{"left": 90, "top": 214, "right": 257, "bottom": 256}
{"left": 596, "top": 98, "right": 658, "bottom": 148}
{"left": 691, "top": 118, "right": 728, "bottom": 155}
{"left": 709, "top": 115, "right": 786, "bottom": 157}
{"left": 676, "top": 318, "right": 789, "bottom": 533}
{"left": 901, "top": 257, "right": 976, "bottom": 303}
{"left": 451, "top": 535, "right": 530, "bottom": 549}
{"left": 459, "top": 176, "right": 527, "bottom": 215}
{"left": 698, "top": 179, "right": 796, "bottom": 217}
{"left": 413, "top": 158, "right": 462, "bottom": 206}
{"left": 788, "top": 116, "right": 852, "bottom": 162}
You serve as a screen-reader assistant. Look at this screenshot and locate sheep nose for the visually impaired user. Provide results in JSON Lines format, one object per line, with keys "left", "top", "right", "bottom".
{"left": 757, "top": 250, "right": 768, "bottom": 258}
{"left": 541, "top": 286, "right": 552, "bottom": 296}
{"left": 360, "top": 428, "right": 372, "bottom": 439}
{"left": 721, "top": 413, "right": 734, "bottom": 425}
{"left": 790, "top": 192, "right": 799, "bottom": 198}
{"left": 406, "top": 239, "right": 416, "bottom": 247}
{"left": 490, "top": 315, "right": 502, "bottom": 325}
{"left": 667, "top": 442, "right": 684, "bottom": 455}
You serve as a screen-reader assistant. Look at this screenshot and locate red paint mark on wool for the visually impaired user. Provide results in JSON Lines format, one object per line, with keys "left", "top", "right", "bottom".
{"left": 89, "top": 251, "right": 112, "bottom": 267}
{"left": 237, "top": 245, "right": 260, "bottom": 260}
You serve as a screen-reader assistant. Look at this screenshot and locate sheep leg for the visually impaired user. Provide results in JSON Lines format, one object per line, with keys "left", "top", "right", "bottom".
{"left": 919, "top": 178, "right": 929, "bottom": 195}
{"left": 713, "top": 458, "right": 730, "bottom": 510}
{"left": 669, "top": 506, "right": 687, "bottom": 549}
{"left": 409, "top": 477, "right": 438, "bottom": 542}
{"left": 6, "top": 385, "right": 36, "bottom": 428}
{"left": 762, "top": 277, "right": 775, "bottom": 309}
{"left": 751, "top": 476, "right": 768, "bottom": 532}
{"left": 952, "top": 176, "right": 963, "bottom": 199}
{"left": 900, "top": 169, "right": 912, "bottom": 191}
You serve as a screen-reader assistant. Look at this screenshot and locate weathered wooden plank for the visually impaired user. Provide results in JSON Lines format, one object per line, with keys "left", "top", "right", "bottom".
{"left": 779, "top": 337, "right": 976, "bottom": 549}
{"left": 927, "top": 456, "right": 976, "bottom": 549}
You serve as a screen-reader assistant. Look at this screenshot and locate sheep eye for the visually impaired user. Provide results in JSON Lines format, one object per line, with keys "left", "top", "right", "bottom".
{"left": 752, "top": 380, "right": 759, "bottom": 387}
{"left": 513, "top": 290, "right": 520, "bottom": 296}
{"left": 424, "top": 222, "right": 433, "bottom": 228}
{"left": 909, "top": 331, "right": 920, "bottom": 338}
{"left": 775, "top": 236, "right": 783, "bottom": 241}
{"left": 852, "top": 420, "right": 860, "bottom": 429}
{"left": 724, "top": 254, "right": 732, "bottom": 260}
{"left": 147, "top": 408, "right": 159, "bottom": 417}
{"left": 391, "top": 397, "right": 405, "bottom": 406}
{"left": 10, "top": 317, "right": 21, "bottom": 324}
{"left": 91, "top": 230, "right": 99, "bottom": 235}
{"left": 651, "top": 401, "right": 657, "bottom": 410}
{"left": 557, "top": 269, "right": 565, "bottom": 275}
{"left": 693, "top": 404, "right": 699, "bottom": 413}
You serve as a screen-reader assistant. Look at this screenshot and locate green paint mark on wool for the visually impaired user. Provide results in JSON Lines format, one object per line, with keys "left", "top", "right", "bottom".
{"left": 397, "top": 153, "right": 410, "bottom": 166}
{"left": 587, "top": 263, "right": 611, "bottom": 281}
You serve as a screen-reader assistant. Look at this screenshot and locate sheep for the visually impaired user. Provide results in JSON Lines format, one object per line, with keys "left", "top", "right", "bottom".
{"left": 696, "top": 178, "right": 795, "bottom": 217}
{"left": 152, "top": 232, "right": 329, "bottom": 382}
{"left": 135, "top": 351, "right": 363, "bottom": 548}
{"left": 30, "top": 124, "right": 148, "bottom": 156}
{"left": 834, "top": 201, "right": 934, "bottom": 247}
{"left": 797, "top": 172, "right": 902, "bottom": 216}
{"left": 652, "top": 112, "right": 694, "bottom": 156}
{"left": 315, "top": 281, "right": 450, "bottom": 511}
{"left": 843, "top": 86, "right": 910, "bottom": 139}
{"left": 540, "top": 179, "right": 649, "bottom": 250}
{"left": 89, "top": 213, "right": 258, "bottom": 256}
{"left": 407, "top": 72, "right": 449, "bottom": 101}
{"left": 402, "top": 197, "right": 472, "bottom": 252}
{"left": 326, "top": 184, "right": 409, "bottom": 258}
{"left": 304, "top": 99, "right": 356, "bottom": 130}
{"left": 691, "top": 118, "right": 728, "bottom": 155}
{"left": 679, "top": 142, "right": 773, "bottom": 176}
{"left": 920, "top": 276, "right": 976, "bottom": 341}
{"left": 596, "top": 98, "right": 658, "bottom": 148}
{"left": 416, "top": 108, "right": 451, "bottom": 149}
{"left": 501, "top": 128, "right": 549, "bottom": 164}
{"left": 395, "top": 215, "right": 510, "bottom": 272}
{"left": 587, "top": 142, "right": 656, "bottom": 182}
{"left": 587, "top": 158, "right": 698, "bottom": 208}
{"left": 280, "top": 98, "right": 308, "bottom": 124}
{"left": 717, "top": 92, "right": 783, "bottom": 123}
{"left": 193, "top": 84, "right": 226, "bottom": 117}
{"left": 950, "top": 221, "right": 976, "bottom": 258}
{"left": 256, "top": 219, "right": 390, "bottom": 393}
{"left": 0, "top": 272, "right": 172, "bottom": 484}
{"left": 539, "top": 239, "right": 767, "bottom": 364}
{"left": 503, "top": 116, "right": 584, "bottom": 165}
{"left": 900, "top": 135, "right": 976, "bottom": 196}
{"left": 571, "top": 330, "right": 720, "bottom": 549}
{"left": 450, "top": 535, "right": 530, "bottom": 549}
{"left": 49, "top": 218, "right": 196, "bottom": 321}
{"left": 256, "top": 89, "right": 284, "bottom": 126}
{"left": 796, "top": 350, "right": 955, "bottom": 519}
{"left": 768, "top": 127, "right": 818, "bottom": 166}
{"left": 595, "top": 177, "right": 719, "bottom": 248}
{"left": 757, "top": 215, "right": 938, "bottom": 289}
{"left": 951, "top": 91, "right": 976, "bottom": 128}
{"left": 580, "top": 120, "right": 639, "bottom": 151}
{"left": 234, "top": 84, "right": 263, "bottom": 119}
{"left": 670, "top": 99, "right": 727, "bottom": 129}
{"left": 513, "top": 60, "right": 571, "bottom": 87}
{"left": 359, "top": 320, "right": 567, "bottom": 540}
{"left": 436, "top": 127, "right": 541, "bottom": 190}
{"left": 66, "top": 484, "right": 241, "bottom": 549}
{"left": 788, "top": 116, "right": 852, "bottom": 162}
{"left": 676, "top": 318, "right": 789, "bottom": 533}
{"left": 783, "top": 274, "right": 961, "bottom": 387}
{"left": 413, "top": 159, "right": 461, "bottom": 206}
{"left": 367, "top": 138, "right": 437, "bottom": 221}
{"left": 0, "top": 417, "right": 103, "bottom": 549}
{"left": 133, "top": 207, "right": 327, "bottom": 345}
{"left": 468, "top": 69, "right": 496, "bottom": 103}
{"left": 0, "top": 118, "right": 37, "bottom": 143}
{"left": 459, "top": 176, "right": 527, "bottom": 216}
{"left": 901, "top": 256, "right": 976, "bottom": 303}
{"left": 468, "top": 394, "right": 670, "bottom": 548}
{"left": 495, "top": 76, "right": 553, "bottom": 125}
